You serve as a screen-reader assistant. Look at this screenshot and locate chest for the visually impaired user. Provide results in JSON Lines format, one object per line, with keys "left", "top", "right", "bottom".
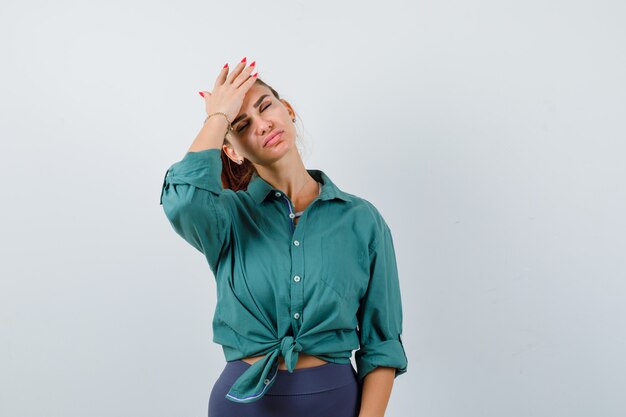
{"left": 224, "top": 200, "right": 372, "bottom": 307}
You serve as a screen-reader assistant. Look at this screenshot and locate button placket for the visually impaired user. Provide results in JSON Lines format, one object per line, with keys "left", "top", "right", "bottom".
{"left": 287, "top": 192, "right": 304, "bottom": 333}
{"left": 273, "top": 188, "right": 317, "bottom": 334}
{"left": 290, "top": 233, "right": 303, "bottom": 331}
{"left": 283, "top": 194, "right": 297, "bottom": 232}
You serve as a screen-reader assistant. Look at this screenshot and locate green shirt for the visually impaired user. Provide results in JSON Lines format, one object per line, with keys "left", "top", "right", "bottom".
{"left": 159, "top": 148, "right": 408, "bottom": 404}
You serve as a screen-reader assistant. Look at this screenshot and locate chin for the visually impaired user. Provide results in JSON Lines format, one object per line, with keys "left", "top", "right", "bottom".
{"left": 262, "top": 134, "right": 293, "bottom": 160}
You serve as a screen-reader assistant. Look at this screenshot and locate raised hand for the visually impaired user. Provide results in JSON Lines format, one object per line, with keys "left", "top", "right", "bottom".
{"left": 199, "top": 57, "right": 259, "bottom": 125}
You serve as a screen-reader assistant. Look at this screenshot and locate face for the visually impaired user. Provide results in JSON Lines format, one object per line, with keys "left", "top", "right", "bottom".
{"left": 223, "top": 83, "right": 296, "bottom": 165}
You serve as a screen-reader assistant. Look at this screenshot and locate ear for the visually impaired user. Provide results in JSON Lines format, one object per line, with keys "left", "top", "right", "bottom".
{"left": 280, "top": 98, "right": 296, "bottom": 120}
{"left": 222, "top": 144, "right": 239, "bottom": 162}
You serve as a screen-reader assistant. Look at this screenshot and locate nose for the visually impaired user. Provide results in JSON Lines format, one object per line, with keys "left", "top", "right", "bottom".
{"left": 256, "top": 118, "right": 273, "bottom": 137}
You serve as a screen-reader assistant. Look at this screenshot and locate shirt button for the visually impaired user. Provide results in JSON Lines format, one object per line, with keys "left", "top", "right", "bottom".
{"left": 293, "top": 312, "right": 300, "bottom": 320}
{"left": 293, "top": 275, "right": 301, "bottom": 282}
{"left": 293, "top": 240, "right": 300, "bottom": 246}
{"left": 264, "top": 378, "right": 270, "bottom": 385}
{"left": 275, "top": 192, "right": 281, "bottom": 197}
{"left": 289, "top": 213, "right": 295, "bottom": 219}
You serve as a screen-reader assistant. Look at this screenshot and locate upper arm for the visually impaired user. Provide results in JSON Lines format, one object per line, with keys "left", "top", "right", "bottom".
{"left": 160, "top": 148, "right": 232, "bottom": 275}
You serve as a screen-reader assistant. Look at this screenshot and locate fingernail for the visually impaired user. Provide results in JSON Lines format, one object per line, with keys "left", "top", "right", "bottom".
{"left": 252, "top": 72, "right": 258, "bottom": 78}
{"left": 223, "top": 63, "right": 228, "bottom": 69}
{"left": 199, "top": 91, "right": 204, "bottom": 97}
{"left": 250, "top": 61, "right": 256, "bottom": 67}
{"left": 240, "top": 57, "right": 247, "bottom": 63}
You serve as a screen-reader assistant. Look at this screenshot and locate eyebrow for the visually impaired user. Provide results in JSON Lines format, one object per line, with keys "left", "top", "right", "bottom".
{"left": 232, "top": 94, "right": 270, "bottom": 127}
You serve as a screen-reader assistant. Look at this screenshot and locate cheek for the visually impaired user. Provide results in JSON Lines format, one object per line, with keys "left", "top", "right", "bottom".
{"left": 227, "top": 137, "right": 250, "bottom": 154}
{"left": 236, "top": 136, "right": 258, "bottom": 152}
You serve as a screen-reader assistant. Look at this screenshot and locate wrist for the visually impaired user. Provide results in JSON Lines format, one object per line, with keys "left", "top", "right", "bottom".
{"left": 203, "top": 113, "right": 231, "bottom": 135}
{"left": 204, "top": 112, "right": 231, "bottom": 127}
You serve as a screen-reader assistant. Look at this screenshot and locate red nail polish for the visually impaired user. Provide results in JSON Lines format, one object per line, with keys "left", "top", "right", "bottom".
{"left": 250, "top": 61, "right": 256, "bottom": 67}
{"left": 252, "top": 72, "right": 258, "bottom": 78}
{"left": 223, "top": 63, "right": 228, "bottom": 68}
{"left": 199, "top": 91, "right": 204, "bottom": 97}
{"left": 241, "top": 57, "right": 247, "bottom": 63}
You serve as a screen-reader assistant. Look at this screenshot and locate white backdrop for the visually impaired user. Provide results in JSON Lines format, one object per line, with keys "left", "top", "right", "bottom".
{"left": 1, "top": 0, "right": 625, "bottom": 416}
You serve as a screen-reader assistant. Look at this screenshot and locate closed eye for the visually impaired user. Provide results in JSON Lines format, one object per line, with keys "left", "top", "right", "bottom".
{"left": 236, "top": 102, "right": 272, "bottom": 132}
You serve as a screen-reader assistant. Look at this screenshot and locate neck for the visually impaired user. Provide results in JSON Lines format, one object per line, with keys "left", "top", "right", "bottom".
{"left": 254, "top": 150, "right": 315, "bottom": 199}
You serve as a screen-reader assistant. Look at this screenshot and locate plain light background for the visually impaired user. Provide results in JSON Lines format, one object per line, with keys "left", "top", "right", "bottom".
{"left": 1, "top": 0, "right": 625, "bottom": 416}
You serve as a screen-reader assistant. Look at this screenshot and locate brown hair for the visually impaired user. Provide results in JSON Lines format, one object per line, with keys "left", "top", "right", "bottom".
{"left": 220, "top": 78, "right": 298, "bottom": 192}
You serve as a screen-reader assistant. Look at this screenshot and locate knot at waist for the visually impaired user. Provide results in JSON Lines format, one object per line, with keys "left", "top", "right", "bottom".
{"left": 280, "top": 335, "right": 303, "bottom": 372}
{"left": 224, "top": 335, "right": 304, "bottom": 403}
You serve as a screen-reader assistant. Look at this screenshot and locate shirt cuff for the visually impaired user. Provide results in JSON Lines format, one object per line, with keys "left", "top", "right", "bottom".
{"left": 355, "top": 336, "right": 408, "bottom": 382}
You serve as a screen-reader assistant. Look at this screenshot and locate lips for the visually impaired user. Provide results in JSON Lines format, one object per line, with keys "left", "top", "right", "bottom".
{"left": 263, "top": 130, "right": 284, "bottom": 147}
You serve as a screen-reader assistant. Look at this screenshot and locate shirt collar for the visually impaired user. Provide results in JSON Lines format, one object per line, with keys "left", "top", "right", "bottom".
{"left": 247, "top": 169, "right": 352, "bottom": 205}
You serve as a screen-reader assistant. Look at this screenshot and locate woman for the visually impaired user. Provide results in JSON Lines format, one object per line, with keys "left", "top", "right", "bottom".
{"left": 160, "top": 57, "right": 408, "bottom": 417}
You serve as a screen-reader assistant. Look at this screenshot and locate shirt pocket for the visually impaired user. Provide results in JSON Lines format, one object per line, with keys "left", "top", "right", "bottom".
{"left": 320, "top": 235, "right": 369, "bottom": 300}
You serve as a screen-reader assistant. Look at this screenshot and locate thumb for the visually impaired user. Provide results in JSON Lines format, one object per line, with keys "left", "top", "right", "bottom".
{"left": 198, "top": 91, "right": 212, "bottom": 98}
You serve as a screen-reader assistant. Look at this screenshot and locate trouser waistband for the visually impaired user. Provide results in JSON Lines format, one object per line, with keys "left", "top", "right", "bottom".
{"left": 219, "top": 360, "right": 358, "bottom": 395}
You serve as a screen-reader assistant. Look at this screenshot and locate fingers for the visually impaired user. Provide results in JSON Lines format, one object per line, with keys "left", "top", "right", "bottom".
{"left": 213, "top": 63, "right": 229, "bottom": 89}
{"left": 233, "top": 62, "right": 257, "bottom": 89}
{"left": 226, "top": 57, "right": 250, "bottom": 85}
{"left": 206, "top": 57, "right": 257, "bottom": 99}
{"left": 239, "top": 71, "right": 258, "bottom": 92}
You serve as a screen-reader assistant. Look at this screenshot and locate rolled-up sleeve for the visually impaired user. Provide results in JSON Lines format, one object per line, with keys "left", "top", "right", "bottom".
{"left": 159, "top": 148, "right": 231, "bottom": 275}
{"left": 355, "top": 224, "right": 408, "bottom": 382}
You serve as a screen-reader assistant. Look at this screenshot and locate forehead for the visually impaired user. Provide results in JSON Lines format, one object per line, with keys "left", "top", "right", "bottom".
{"left": 241, "top": 84, "right": 271, "bottom": 105}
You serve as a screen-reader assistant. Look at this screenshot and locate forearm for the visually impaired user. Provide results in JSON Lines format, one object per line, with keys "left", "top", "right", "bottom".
{"left": 188, "top": 116, "right": 229, "bottom": 152}
{"left": 358, "top": 367, "right": 395, "bottom": 417}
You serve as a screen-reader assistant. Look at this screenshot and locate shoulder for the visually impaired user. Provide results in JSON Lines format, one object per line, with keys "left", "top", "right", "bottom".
{"left": 340, "top": 192, "right": 392, "bottom": 250}
{"left": 342, "top": 191, "right": 389, "bottom": 226}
